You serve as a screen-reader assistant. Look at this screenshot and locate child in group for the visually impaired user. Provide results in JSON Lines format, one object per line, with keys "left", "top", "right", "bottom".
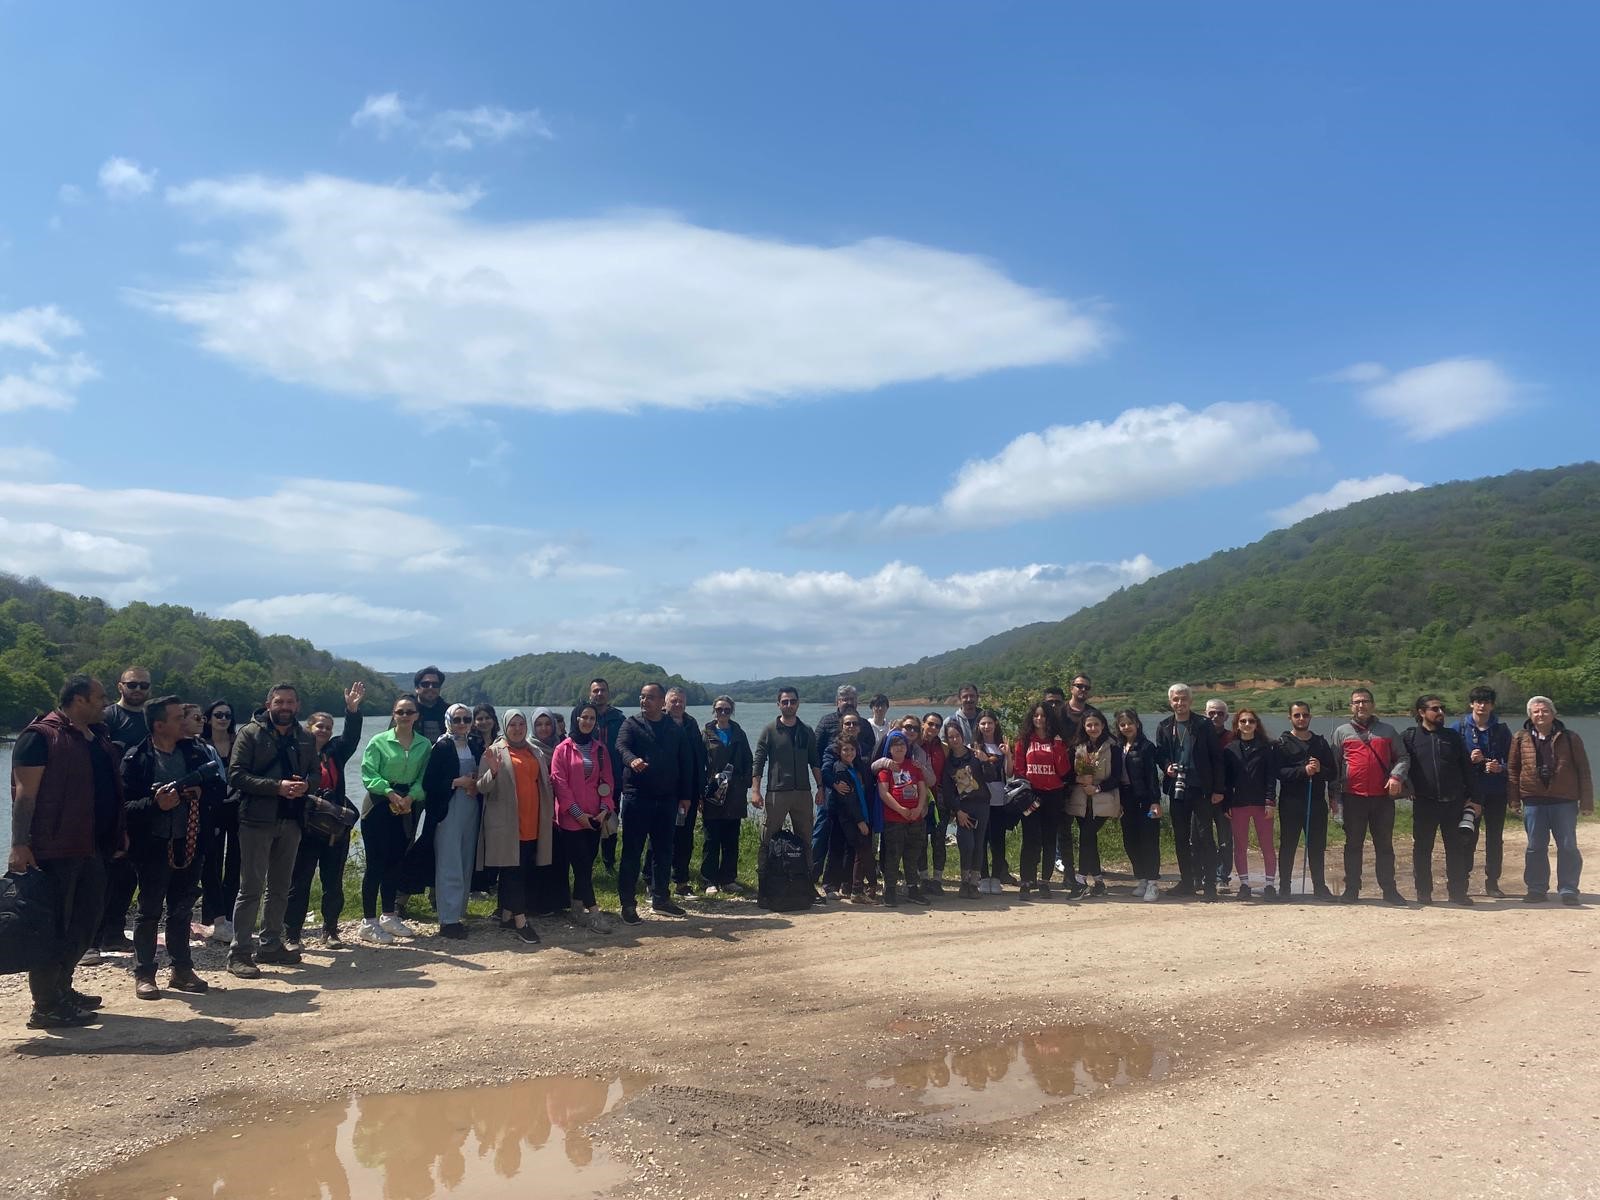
{"left": 1064, "top": 708, "right": 1121, "bottom": 897}
{"left": 1114, "top": 708, "right": 1163, "bottom": 901}
{"left": 875, "top": 731, "right": 930, "bottom": 906}
{"left": 941, "top": 719, "right": 991, "bottom": 899}
{"left": 974, "top": 710, "right": 1012, "bottom": 893}
{"left": 823, "top": 735, "right": 880, "bottom": 903}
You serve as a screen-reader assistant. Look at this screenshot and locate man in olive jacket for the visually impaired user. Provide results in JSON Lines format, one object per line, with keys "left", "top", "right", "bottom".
{"left": 227, "top": 682, "right": 319, "bottom": 977}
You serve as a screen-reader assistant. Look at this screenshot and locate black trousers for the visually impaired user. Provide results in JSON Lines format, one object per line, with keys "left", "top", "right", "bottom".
{"left": 1019, "top": 788, "right": 1066, "bottom": 884}
{"left": 670, "top": 794, "right": 700, "bottom": 885}
{"left": 881, "top": 820, "right": 924, "bottom": 895}
{"left": 927, "top": 806, "right": 948, "bottom": 876}
{"left": 700, "top": 817, "right": 742, "bottom": 886}
{"left": 1341, "top": 793, "right": 1397, "bottom": 895}
{"left": 360, "top": 804, "right": 412, "bottom": 919}
{"left": 1065, "top": 814, "right": 1105, "bottom": 877}
{"left": 29, "top": 856, "right": 108, "bottom": 1009}
{"left": 1120, "top": 810, "right": 1162, "bottom": 881}
{"left": 131, "top": 837, "right": 203, "bottom": 976}
{"left": 556, "top": 827, "right": 600, "bottom": 908}
{"left": 97, "top": 855, "right": 138, "bottom": 945}
{"left": 1212, "top": 805, "right": 1234, "bottom": 883}
{"left": 200, "top": 802, "right": 240, "bottom": 924}
{"left": 1413, "top": 797, "right": 1472, "bottom": 898}
{"left": 619, "top": 793, "right": 675, "bottom": 905}
{"left": 285, "top": 829, "right": 351, "bottom": 937}
{"left": 825, "top": 818, "right": 872, "bottom": 892}
{"left": 601, "top": 830, "right": 618, "bottom": 871}
{"left": 1169, "top": 792, "right": 1218, "bottom": 890}
{"left": 1277, "top": 792, "right": 1329, "bottom": 891}
{"left": 1479, "top": 794, "right": 1508, "bottom": 886}
{"left": 498, "top": 838, "right": 542, "bottom": 916}
{"left": 985, "top": 807, "right": 1014, "bottom": 878}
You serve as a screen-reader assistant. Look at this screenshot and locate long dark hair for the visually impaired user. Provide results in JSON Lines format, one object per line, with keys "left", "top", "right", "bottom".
{"left": 472, "top": 703, "right": 500, "bottom": 741}
{"left": 1079, "top": 706, "right": 1111, "bottom": 749}
{"left": 201, "top": 699, "right": 237, "bottom": 745}
{"left": 1112, "top": 708, "right": 1146, "bottom": 744}
{"left": 1021, "top": 699, "right": 1071, "bottom": 746}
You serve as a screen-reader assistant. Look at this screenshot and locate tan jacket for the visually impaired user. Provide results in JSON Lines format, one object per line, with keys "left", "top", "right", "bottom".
{"left": 1508, "top": 723, "right": 1593, "bottom": 812}
{"left": 476, "top": 738, "right": 555, "bottom": 869}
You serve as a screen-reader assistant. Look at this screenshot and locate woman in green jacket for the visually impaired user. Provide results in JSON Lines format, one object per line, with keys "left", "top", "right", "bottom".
{"left": 358, "top": 693, "right": 433, "bottom": 943}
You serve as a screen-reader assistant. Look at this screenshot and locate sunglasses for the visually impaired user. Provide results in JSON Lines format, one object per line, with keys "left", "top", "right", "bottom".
{"left": 123, "top": 681, "right": 151, "bottom": 690}
{"left": 418, "top": 681, "right": 442, "bottom": 689}
{"left": 1238, "top": 718, "right": 1258, "bottom": 726}
{"left": 449, "top": 715, "right": 471, "bottom": 725}
{"left": 211, "top": 711, "right": 233, "bottom": 721}
{"left": 714, "top": 707, "right": 732, "bottom": 714}
{"left": 1423, "top": 705, "right": 1445, "bottom": 714}
{"left": 394, "top": 708, "right": 419, "bottom": 717}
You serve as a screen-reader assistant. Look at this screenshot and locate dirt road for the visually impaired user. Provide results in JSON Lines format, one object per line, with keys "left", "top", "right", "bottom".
{"left": 5, "top": 821, "right": 1597, "bottom": 1200}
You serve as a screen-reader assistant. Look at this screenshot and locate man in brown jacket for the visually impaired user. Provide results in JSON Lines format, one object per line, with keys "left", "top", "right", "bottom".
{"left": 1508, "top": 695, "right": 1593, "bottom": 905}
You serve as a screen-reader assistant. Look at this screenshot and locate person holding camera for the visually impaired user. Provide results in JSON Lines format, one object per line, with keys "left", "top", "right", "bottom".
{"left": 1455, "top": 686, "right": 1513, "bottom": 897}
{"left": 1508, "top": 696, "right": 1593, "bottom": 905}
{"left": 121, "top": 694, "right": 224, "bottom": 999}
{"left": 700, "top": 696, "right": 753, "bottom": 895}
{"left": 283, "top": 683, "right": 365, "bottom": 951}
{"left": 1155, "top": 684, "right": 1225, "bottom": 900}
{"left": 1404, "top": 695, "right": 1477, "bottom": 906}
{"left": 227, "top": 682, "right": 320, "bottom": 977}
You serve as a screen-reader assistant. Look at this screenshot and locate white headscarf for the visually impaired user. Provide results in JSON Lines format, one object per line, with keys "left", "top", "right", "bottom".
{"left": 446, "top": 703, "right": 472, "bottom": 745}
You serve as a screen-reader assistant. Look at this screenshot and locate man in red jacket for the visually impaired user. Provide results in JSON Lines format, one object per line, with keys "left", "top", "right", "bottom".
{"left": 8, "top": 674, "right": 125, "bottom": 1028}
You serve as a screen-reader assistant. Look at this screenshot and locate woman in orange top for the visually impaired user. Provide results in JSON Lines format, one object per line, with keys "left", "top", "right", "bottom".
{"left": 478, "top": 711, "right": 555, "bottom": 945}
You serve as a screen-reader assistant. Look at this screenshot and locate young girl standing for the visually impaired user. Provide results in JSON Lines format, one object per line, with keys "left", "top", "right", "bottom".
{"left": 1014, "top": 701, "right": 1073, "bottom": 897}
{"left": 974, "top": 710, "right": 1012, "bottom": 893}
{"left": 1115, "top": 709, "right": 1163, "bottom": 901}
{"left": 1064, "top": 708, "right": 1120, "bottom": 896}
{"left": 941, "top": 720, "right": 991, "bottom": 899}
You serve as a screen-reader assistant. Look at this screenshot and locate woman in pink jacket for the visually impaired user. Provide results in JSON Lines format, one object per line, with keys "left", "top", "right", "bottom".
{"left": 549, "top": 702, "right": 618, "bottom": 933}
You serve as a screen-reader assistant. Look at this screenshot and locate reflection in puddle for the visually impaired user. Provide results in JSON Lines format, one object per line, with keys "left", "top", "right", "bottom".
{"left": 868, "top": 1023, "right": 1169, "bottom": 1122}
{"left": 65, "top": 1073, "right": 648, "bottom": 1199}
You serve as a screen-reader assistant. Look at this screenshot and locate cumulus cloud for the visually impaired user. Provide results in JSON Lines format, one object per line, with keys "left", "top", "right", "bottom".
{"left": 1270, "top": 474, "right": 1424, "bottom": 526}
{"left": 793, "top": 402, "right": 1317, "bottom": 540}
{"left": 216, "top": 592, "right": 440, "bottom": 645}
{"left": 471, "top": 556, "right": 1161, "bottom": 679}
{"left": 140, "top": 173, "right": 1107, "bottom": 413}
{"left": 350, "top": 91, "right": 553, "bottom": 149}
{"left": 0, "top": 304, "right": 97, "bottom": 414}
{"left": 1357, "top": 358, "right": 1517, "bottom": 440}
{"left": 98, "top": 156, "right": 156, "bottom": 198}
{"left": 0, "top": 516, "right": 153, "bottom": 580}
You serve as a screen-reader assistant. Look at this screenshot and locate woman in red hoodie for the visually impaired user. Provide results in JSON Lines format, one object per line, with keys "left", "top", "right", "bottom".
{"left": 1015, "top": 700, "right": 1075, "bottom": 897}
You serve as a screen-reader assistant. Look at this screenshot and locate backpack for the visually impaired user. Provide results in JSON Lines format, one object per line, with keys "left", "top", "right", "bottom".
{"left": 757, "top": 830, "right": 814, "bottom": 912}
{"left": 0, "top": 869, "right": 62, "bottom": 975}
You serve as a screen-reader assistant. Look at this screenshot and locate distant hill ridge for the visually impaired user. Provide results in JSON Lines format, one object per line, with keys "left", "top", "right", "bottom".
{"left": 446, "top": 651, "right": 712, "bottom": 707}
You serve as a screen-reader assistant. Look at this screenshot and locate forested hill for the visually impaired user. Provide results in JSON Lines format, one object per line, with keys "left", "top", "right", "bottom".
{"left": 0, "top": 574, "right": 398, "bottom": 732}
{"left": 447, "top": 651, "right": 712, "bottom": 707}
{"left": 717, "top": 463, "right": 1600, "bottom": 710}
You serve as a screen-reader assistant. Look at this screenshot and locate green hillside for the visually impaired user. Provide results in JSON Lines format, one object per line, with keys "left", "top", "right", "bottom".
{"left": 717, "top": 463, "right": 1600, "bottom": 712}
{"left": 0, "top": 574, "right": 399, "bottom": 732}
{"left": 447, "top": 650, "right": 712, "bottom": 707}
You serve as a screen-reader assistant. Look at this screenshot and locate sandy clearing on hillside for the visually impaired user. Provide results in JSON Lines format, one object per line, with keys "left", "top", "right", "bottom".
{"left": 4, "top": 822, "right": 1597, "bottom": 1200}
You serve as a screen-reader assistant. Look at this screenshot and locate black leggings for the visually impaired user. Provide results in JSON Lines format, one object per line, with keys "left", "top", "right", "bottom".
{"left": 557, "top": 827, "right": 600, "bottom": 909}
{"left": 200, "top": 802, "right": 240, "bottom": 923}
{"left": 985, "top": 807, "right": 1014, "bottom": 877}
{"left": 360, "top": 804, "right": 412, "bottom": 919}
{"left": 1019, "top": 787, "right": 1066, "bottom": 883}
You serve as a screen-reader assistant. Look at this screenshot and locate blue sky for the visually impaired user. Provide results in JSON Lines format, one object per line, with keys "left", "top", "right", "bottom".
{"left": 1, "top": 2, "right": 1595, "bottom": 680}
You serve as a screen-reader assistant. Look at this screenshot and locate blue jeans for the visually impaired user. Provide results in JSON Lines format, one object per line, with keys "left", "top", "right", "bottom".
{"left": 433, "top": 795, "right": 480, "bottom": 924}
{"left": 1524, "top": 802, "right": 1582, "bottom": 896}
{"left": 811, "top": 796, "right": 832, "bottom": 883}
{"left": 620, "top": 792, "right": 675, "bottom": 905}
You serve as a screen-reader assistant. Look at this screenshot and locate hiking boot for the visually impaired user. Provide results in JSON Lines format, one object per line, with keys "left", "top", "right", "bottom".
{"left": 135, "top": 977, "right": 162, "bottom": 1001}
{"left": 620, "top": 905, "right": 642, "bottom": 926}
{"left": 1485, "top": 880, "right": 1506, "bottom": 899}
{"left": 1523, "top": 892, "right": 1548, "bottom": 903}
{"left": 651, "top": 897, "right": 687, "bottom": 917}
{"left": 168, "top": 967, "right": 209, "bottom": 993}
{"left": 1339, "top": 889, "right": 1360, "bottom": 904}
{"left": 1314, "top": 884, "right": 1336, "bottom": 900}
{"left": 256, "top": 944, "right": 303, "bottom": 965}
{"left": 1018, "top": 882, "right": 1035, "bottom": 897}
{"left": 1449, "top": 894, "right": 1476, "bottom": 907}
{"left": 227, "top": 955, "right": 261, "bottom": 979}
{"left": 1561, "top": 893, "right": 1582, "bottom": 907}
{"left": 1037, "top": 881, "right": 1054, "bottom": 898}
{"left": 1381, "top": 890, "right": 1408, "bottom": 906}
{"left": 905, "top": 888, "right": 930, "bottom": 906}
{"left": 322, "top": 927, "right": 346, "bottom": 950}
{"left": 27, "top": 1004, "right": 95, "bottom": 1029}
{"left": 438, "top": 923, "right": 468, "bottom": 940}
{"left": 65, "top": 988, "right": 103, "bottom": 1010}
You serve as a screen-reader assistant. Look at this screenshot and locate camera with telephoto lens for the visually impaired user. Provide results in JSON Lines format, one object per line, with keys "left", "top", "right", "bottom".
{"left": 1457, "top": 807, "right": 1480, "bottom": 833}
{"left": 1170, "top": 764, "right": 1188, "bottom": 801}
{"left": 168, "top": 760, "right": 222, "bottom": 794}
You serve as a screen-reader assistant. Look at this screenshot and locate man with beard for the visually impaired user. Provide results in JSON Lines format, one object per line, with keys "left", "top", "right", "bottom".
{"left": 227, "top": 682, "right": 319, "bottom": 977}
{"left": 90, "top": 665, "right": 153, "bottom": 959}
{"left": 664, "top": 686, "right": 708, "bottom": 897}
{"left": 411, "top": 667, "right": 449, "bottom": 741}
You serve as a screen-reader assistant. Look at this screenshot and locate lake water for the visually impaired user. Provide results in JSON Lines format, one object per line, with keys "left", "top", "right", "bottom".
{"left": 6, "top": 703, "right": 1598, "bottom": 846}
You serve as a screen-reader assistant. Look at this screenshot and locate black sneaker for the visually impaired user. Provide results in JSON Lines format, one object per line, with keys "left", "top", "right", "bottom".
{"left": 101, "top": 933, "right": 135, "bottom": 954}
{"left": 1262, "top": 884, "right": 1278, "bottom": 900}
{"left": 65, "top": 988, "right": 103, "bottom": 1010}
{"left": 1381, "top": 890, "right": 1408, "bottom": 906}
{"left": 1018, "top": 882, "right": 1035, "bottom": 897}
{"left": 27, "top": 1004, "right": 95, "bottom": 1029}
{"left": 1449, "top": 894, "right": 1475, "bottom": 907}
{"left": 1485, "top": 881, "right": 1506, "bottom": 898}
{"left": 1037, "top": 881, "right": 1054, "bottom": 898}
{"left": 1169, "top": 880, "right": 1198, "bottom": 897}
{"left": 1523, "top": 892, "right": 1548, "bottom": 903}
{"left": 439, "top": 923, "right": 468, "bottom": 940}
{"left": 1339, "top": 889, "right": 1360, "bottom": 904}
{"left": 1202, "top": 887, "right": 1218, "bottom": 902}
{"left": 674, "top": 882, "right": 695, "bottom": 898}
{"left": 256, "top": 944, "right": 303, "bottom": 964}
{"left": 1314, "top": 884, "right": 1336, "bottom": 900}
{"left": 227, "top": 955, "right": 261, "bottom": 979}
{"left": 515, "top": 924, "right": 541, "bottom": 944}
{"left": 620, "top": 906, "right": 642, "bottom": 925}
{"left": 905, "top": 888, "right": 930, "bottom": 906}
{"left": 1000, "top": 872, "right": 1020, "bottom": 886}
{"left": 1238, "top": 884, "right": 1253, "bottom": 900}
{"left": 651, "top": 897, "right": 687, "bottom": 917}
{"left": 1561, "top": 893, "right": 1582, "bottom": 907}
{"left": 322, "top": 928, "right": 346, "bottom": 950}
{"left": 1090, "top": 880, "right": 1106, "bottom": 897}
{"left": 1416, "top": 892, "right": 1434, "bottom": 905}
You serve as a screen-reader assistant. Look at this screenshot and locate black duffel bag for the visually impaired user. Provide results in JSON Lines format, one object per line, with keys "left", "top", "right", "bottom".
{"left": 757, "top": 830, "right": 814, "bottom": 912}
{"left": 0, "top": 869, "right": 62, "bottom": 975}
{"left": 1001, "top": 776, "right": 1038, "bottom": 820}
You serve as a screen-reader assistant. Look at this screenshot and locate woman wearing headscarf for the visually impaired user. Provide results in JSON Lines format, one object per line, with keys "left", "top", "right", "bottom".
{"left": 477, "top": 710, "right": 554, "bottom": 944}
{"left": 469, "top": 704, "right": 502, "bottom": 895}
{"left": 525, "top": 708, "right": 573, "bottom": 917}
{"left": 551, "top": 702, "right": 617, "bottom": 931}
{"left": 422, "top": 703, "right": 484, "bottom": 939}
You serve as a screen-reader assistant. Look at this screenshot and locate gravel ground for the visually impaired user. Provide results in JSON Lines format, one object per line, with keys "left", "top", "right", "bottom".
{"left": 4, "top": 820, "right": 1597, "bottom": 1200}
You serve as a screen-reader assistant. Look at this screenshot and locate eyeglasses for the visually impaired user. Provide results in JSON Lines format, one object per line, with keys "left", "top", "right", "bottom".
{"left": 394, "top": 708, "right": 419, "bottom": 717}
{"left": 123, "top": 681, "right": 151, "bottom": 690}
{"left": 449, "top": 715, "right": 471, "bottom": 725}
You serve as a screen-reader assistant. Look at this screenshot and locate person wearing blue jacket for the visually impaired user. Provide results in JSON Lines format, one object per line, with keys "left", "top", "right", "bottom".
{"left": 1455, "top": 685, "right": 1512, "bottom": 897}
{"left": 821, "top": 733, "right": 879, "bottom": 902}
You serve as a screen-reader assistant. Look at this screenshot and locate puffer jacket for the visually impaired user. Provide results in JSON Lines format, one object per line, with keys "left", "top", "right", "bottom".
{"left": 1508, "top": 721, "right": 1594, "bottom": 810}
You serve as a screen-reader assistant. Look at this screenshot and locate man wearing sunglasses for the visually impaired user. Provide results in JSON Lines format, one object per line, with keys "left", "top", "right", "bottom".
{"left": 89, "top": 665, "right": 153, "bottom": 960}
{"left": 410, "top": 667, "right": 449, "bottom": 741}
{"left": 752, "top": 688, "right": 824, "bottom": 888}
{"left": 1403, "top": 695, "right": 1477, "bottom": 906}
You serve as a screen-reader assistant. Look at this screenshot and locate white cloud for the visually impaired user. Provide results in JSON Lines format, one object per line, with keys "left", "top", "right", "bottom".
{"left": 216, "top": 592, "right": 440, "bottom": 645}
{"left": 1271, "top": 474, "right": 1424, "bottom": 526}
{"left": 794, "top": 402, "right": 1317, "bottom": 540}
{"left": 523, "top": 545, "right": 626, "bottom": 581}
{"left": 1356, "top": 358, "right": 1516, "bottom": 440}
{"left": 0, "top": 516, "right": 153, "bottom": 580}
{"left": 0, "top": 305, "right": 97, "bottom": 414}
{"left": 473, "top": 556, "right": 1161, "bottom": 679}
{"left": 1321, "top": 361, "right": 1387, "bottom": 384}
{"left": 6, "top": 446, "right": 58, "bottom": 478}
{"left": 98, "top": 156, "right": 156, "bottom": 198}
{"left": 350, "top": 92, "right": 553, "bottom": 149}
{"left": 141, "top": 173, "right": 1106, "bottom": 413}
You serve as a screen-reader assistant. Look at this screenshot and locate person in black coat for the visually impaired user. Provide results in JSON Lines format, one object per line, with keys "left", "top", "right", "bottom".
{"left": 1404, "top": 694, "right": 1477, "bottom": 905}
{"left": 1275, "top": 702, "right": 1337, "bottom": 899}
{"left": 1114, "top": 710, "right": 1163, "bottom": 901}
{"left": 700, "top": 697, "right": 754, "bottom": 894}
{"left": 284, "top": 682, "right": 365, "bottom": 948}
{"left": 1222, "top": 710, "right": 1278, "bottom": 899}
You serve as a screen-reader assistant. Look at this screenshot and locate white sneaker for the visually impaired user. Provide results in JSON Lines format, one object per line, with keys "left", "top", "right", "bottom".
{"left": 378, "top": 914, "right": 415, "bottom": 938}
{"left": 1054, "top": 857, "right": 1067, "bottom": 875}
{"left": 1144, "top": 881, "right": 1160, "bottom": 902}
{"left": 209, "top": 916, "right": 234, "bottom": 944}
{"left": 359, "top": 918, "right": 395, "bottom": 944}
{"left": 703, "top": 884, "right": 720, "bottom": 897}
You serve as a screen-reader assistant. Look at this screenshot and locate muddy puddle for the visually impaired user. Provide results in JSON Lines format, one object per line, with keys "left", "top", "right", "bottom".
{"left": 64, "top": 1073, "right": 649, "bottom": 1199}
{"left": 868, "top": 1023, "right": 1170, "bottom": 1123}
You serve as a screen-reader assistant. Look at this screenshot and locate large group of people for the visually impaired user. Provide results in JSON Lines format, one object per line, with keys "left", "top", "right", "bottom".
{"left": 7, "top": 664, "right": 1593, "bottom": 1031}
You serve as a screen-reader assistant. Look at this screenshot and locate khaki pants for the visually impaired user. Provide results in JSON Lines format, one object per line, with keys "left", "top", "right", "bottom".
{"left": 762, "top": 789, "right": 815, "bottom": 876}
